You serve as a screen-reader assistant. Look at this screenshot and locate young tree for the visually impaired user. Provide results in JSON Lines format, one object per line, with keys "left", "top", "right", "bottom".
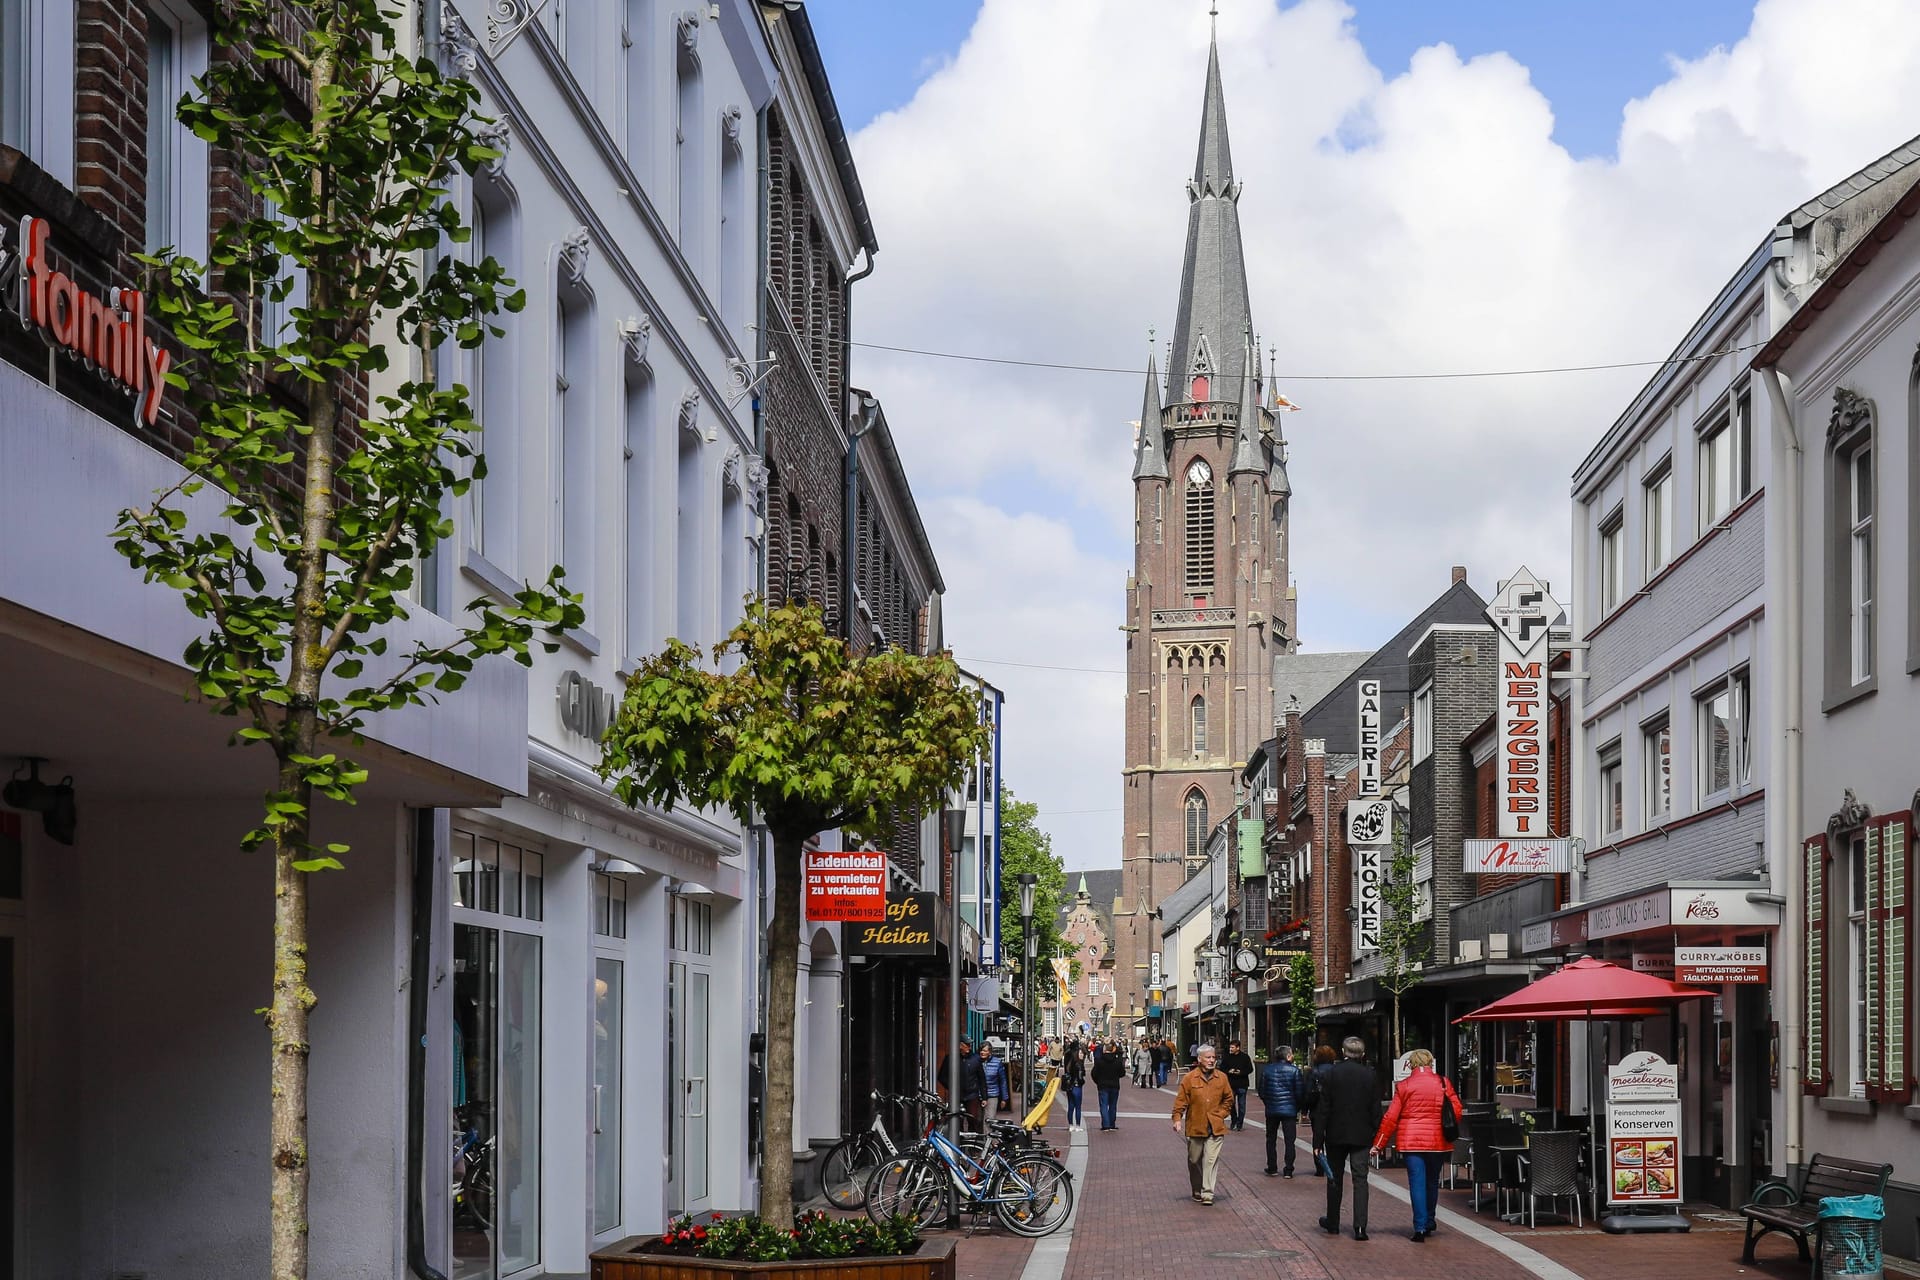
{"left": 112, "top": 5, "right": 578, "bottom": 1274}
{"left": 1375, "top": 827, "right": 1429, "bottom": 1059}
{"left": 598, "top": 600, "right": 989, "bottom": 1228}
{"left": 997, "top": 785, "right": 1067, "bottom": 983}
{"left": 1286, "top": 953, "right": 1316, "bottom": 1051}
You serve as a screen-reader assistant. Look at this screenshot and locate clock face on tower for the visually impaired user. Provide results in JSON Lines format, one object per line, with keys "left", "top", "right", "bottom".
{"left": 1187, "top": 458, "right": 1211, "bottom": 486}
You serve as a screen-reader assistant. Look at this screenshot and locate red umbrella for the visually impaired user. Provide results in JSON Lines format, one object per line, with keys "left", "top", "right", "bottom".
{"left": 1454, "top": 957, "right": 1716, "bottom": 1023}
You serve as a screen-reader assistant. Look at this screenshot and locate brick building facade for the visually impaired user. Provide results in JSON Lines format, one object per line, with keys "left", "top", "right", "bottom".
{"left": 1115, "top": 28, "right": 1291, "bottom": 1031}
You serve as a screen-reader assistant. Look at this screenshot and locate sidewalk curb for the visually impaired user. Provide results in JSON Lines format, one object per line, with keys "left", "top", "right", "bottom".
{"left": 1015, "top": 1127, "right": 1085, "bottom": 1280}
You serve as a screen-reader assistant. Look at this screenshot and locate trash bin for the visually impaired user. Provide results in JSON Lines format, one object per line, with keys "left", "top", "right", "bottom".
{"left": 1818, "top": 1195, "right": 1886, "bottom": 1279}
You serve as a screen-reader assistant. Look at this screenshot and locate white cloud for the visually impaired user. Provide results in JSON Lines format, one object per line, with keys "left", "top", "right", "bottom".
{"left": 847, "top": 0, "right": 1920, "bottom": 867}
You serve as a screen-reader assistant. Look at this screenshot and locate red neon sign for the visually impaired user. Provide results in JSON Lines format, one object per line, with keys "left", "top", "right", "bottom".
{"left": 14, "top": 216, "right": 172, "bottom": 429}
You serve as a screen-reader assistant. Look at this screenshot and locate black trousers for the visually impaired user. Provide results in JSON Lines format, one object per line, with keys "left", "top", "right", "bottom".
{"left": 1264, "top": 1112, "right": 1298, "bottom": 1173}
{"left": 1324, "top": 1144, "right": 1370, "bottom": 1232}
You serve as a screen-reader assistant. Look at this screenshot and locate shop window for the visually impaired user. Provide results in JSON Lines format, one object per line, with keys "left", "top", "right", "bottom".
{"left": 593, "top": 872, "right": 628, "bottom": 939}
{"left": 672, "top": 895, "right": 712, "bottom": 956}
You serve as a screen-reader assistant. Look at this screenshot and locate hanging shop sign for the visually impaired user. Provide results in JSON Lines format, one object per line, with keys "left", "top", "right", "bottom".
{"left": 1589, "top": 885, "right": 1782, "bottom": 939}
{"left": 1630, "top": 951, "right": 1674, "bottom": 978}
{"left": 1487, "top": 566, "right": 1561, "bottom": 839}
{"left": 1520, "top": 921, "right": 1553, "bottom": 954}
{"left": 1588, "top": 890, "right": 1669, "bottom": 940}
{"left": 8, "top": 216, "right": 173, "bottom": 428}
{"left": 802, "top": 850, "right": 887, "bottom": 922}
{"left": 1149, "top": 950, "right": 1163, "bottom": 989}
{"left": 1605, "top": 1051, "right": 1682, "bottom": 1206}
{"left": 1237, "top": 817, "right": 1266, "bottom": 877}
{"left": 966, "top": 977, "right": 1000, "bottom": 1014}
{"left": 1357, "top": 678, "right": 1384, "bottom": 797}
{"left": 1463, "top": 837, "right": 1571, "bottom": 875}
{"left": 1356, "top": 845, "right": 1384, "bottom": 951}
{"left": 1346, "top": 796, "right": 1392, "bottom": 846}
{"left": 1675, "top": 946, "right": 1768, "bottom": 984}
{"left": 846, "top": 892, "right": 936, "bottom": 955}
{"left": 1051, "top": 956, "right": 1074, "bottom": 1006}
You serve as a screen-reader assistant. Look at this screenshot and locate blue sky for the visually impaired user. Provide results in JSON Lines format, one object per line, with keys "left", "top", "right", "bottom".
{"left": 811, "top": 0, "right": 1758, "bottom": 158}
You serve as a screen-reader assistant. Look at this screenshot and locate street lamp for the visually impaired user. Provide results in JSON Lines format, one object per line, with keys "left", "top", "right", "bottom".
{"left": 943, "top": 807, "right": 968, "bottom": 1141}
{"left": 1019, "top": 873, "right": 1038, "bottom": 1105}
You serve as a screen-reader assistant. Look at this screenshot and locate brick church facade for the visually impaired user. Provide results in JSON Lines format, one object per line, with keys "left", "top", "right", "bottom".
{"left": 1115, "top": 32, "right": 1291, "bottom": 1028}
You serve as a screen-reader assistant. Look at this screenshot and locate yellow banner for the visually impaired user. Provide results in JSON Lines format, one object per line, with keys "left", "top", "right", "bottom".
{"left": 1050, "top": 957, "right": 1073, "bottom": 1006}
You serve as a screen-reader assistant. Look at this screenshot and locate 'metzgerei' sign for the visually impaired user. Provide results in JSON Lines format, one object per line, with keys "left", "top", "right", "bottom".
{"left": 11, "top": 216, "right": 173, "bottom": 428}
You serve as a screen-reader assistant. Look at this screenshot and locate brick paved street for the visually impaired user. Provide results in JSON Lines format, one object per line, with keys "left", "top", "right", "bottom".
{"left": 946, "top": 1088, "right": 1917, "bottom": 1280}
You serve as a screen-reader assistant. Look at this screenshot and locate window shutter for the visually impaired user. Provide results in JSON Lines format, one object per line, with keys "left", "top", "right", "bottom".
{"left": 1804, "top": 833, "right": 1830, "bottom": 1096}
{"left": 1865, "top": 820, "right": 1887, "bottom": 1098}
{"left": 1866, "top": 817, "right": 1912, "bottom": 1105}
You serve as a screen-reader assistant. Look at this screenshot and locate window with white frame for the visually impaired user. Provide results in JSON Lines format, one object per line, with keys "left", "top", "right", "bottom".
{"left": 1696, "top": 669, "right": 1750, "bottom": 800}
{"left": 673, "top": 28, "right": 701, "bottom": 257}
{"left": 1698, "top": 388, "right": 1752, "bottom": 532}
{"left": 257, "top": 196, "right": 308, "bottom": 350}
{"left": 1598, "top": 508, "right": 1625, "bottom": 614}
{"left": 470, "top": 185, "right": 521, "bottom": 570}
{"left": 144, "top": 2, "right": 210, "bottom": 257}
{"left": 1190, "top": 695, "right": 1208, "bottom": 757}
{"left": 1849, "top": 441, "right": 1875, "bottom": 684}
{"left": 1644, "top": 459, "right": 1673, "bottom": 578}
{"left": 1642, "top": 715, "right": 1671, "bottom": 821}
{"left": 1597, "top": 740, "right": 1623, "bottom": 835}
{"left": 2, "top": 0, "right": 76, "bottom": 184}
{"left": 1184, "top": 789, "right": 1208, "bottom": 862}
{"left": 1412, "top": 681, "right": 1433, "bottom": 763}
{"left": 554, "top": 288, "right": 595, "bottom": 619}
{"left": 623, "top": 359, "right": 654, "bottom": 659}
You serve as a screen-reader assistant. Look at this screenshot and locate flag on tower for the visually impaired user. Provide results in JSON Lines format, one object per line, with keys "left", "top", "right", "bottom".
{"left": 1272, "top": 389, "right": 1303, "bottom": 412}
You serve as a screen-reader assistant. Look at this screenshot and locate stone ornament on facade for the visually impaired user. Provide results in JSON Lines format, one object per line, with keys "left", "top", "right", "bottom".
{"left": 722, "top": 105, "right": 744, "bottom": 143}
{"left": 474, "top": 119, "right": 511, "bottom": 176}
{"left": 678, "top": 389, "right": 705, "bottom": 442}
{"left": 1827, "top": 787, "right": 1873, "bottom": 842}
{"left": 440, "top": 2, "right": 480, "bottom": 74}
{"left": 618, "top": 314, "right": 651, "bottom": 367}
{"left": 559, "top": 227, "right": 591, "bottom": 286}
{"left": 1828, "top": 386, "right": 1874, "bottom": 443}
{"left": 675, "top": 10, "right": 700, "bottom": 53}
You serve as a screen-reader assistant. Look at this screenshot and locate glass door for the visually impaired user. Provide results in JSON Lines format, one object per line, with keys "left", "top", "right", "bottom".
{"left": 686, "top": 970, "right": 709, "bottom": 1204}
{"left": 665, "top": 894, "right": 714, "bottom": 1214}
{"left": 593, "top": 958, "right": 623, "bottom": 1234}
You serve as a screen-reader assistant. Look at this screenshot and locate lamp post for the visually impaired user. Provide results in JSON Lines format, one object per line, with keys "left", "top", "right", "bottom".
{"left": 943, "top": 807, "right": 968, "bottom": 1140}
{"left": 1018, "top": 872, "right": 1037, "bottom": 1105}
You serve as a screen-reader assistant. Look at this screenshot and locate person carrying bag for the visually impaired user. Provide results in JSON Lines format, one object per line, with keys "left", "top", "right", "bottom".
{"left": 1370, "top": 1048, "right": 1463, "bottom": 1242}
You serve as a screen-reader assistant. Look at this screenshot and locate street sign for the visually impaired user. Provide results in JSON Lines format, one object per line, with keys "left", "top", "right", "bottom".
{"left": 803, "top": 850, "right": 887, "bottom": 921}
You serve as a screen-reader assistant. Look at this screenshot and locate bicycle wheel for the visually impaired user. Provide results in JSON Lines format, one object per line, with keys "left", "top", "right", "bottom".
{"left": 991, "top": 1155, "right": 1073, "bottom": 1237}
{"left": 821, "top": 1134, "right": 880, "bottom": 1209}
{"left": 865, "top": 1155, "right": 950, "bottom": 1230}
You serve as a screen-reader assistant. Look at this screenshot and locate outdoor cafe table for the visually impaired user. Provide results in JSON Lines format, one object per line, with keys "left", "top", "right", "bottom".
{"left": 1490, "top": 1144, "right": 1528, "bottom": 1224}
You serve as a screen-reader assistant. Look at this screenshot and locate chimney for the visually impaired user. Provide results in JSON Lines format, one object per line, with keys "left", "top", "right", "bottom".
{"left": 1451, "top": 565, "right": 1468, "bottom": 584}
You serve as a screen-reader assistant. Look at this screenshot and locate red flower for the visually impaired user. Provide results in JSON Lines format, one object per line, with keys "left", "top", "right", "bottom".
{"left": 660, "top": 1234, "right": 674, "bottom": 1245}
{"left": 693, "top": 1227, "right": 708, "bottom": 1240}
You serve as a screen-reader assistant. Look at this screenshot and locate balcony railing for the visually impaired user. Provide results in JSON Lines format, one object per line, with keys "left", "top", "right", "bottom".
{"left": 1152, "top": 607, "right": 1235, "bottom": 628}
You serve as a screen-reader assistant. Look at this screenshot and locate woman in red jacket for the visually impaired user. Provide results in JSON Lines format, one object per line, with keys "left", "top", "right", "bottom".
{"left": 1371, "top": 1048, "right": 1462, "bottom": 1242}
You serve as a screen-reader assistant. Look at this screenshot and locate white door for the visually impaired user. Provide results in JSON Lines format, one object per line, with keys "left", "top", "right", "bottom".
{"left": 665, "top": 895, "right": 713, "bottom": 1216}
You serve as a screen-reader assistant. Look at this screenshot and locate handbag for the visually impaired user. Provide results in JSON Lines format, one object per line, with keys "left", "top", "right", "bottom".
{"left": 1439, "top": 1085, "right": 1460, "bottom": 1144}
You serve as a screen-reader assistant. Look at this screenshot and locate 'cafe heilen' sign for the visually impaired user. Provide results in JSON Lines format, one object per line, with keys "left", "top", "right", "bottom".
{"left": 846, "top": 892, "right": 937, "bottom": 955}
{"left": 8, "top": 216, "right": 173, "bottom": 428}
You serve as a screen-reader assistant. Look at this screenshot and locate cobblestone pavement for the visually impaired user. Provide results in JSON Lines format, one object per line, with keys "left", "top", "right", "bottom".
{"left": 947, "top": 1087, "right": 1906, "bottom": 1280}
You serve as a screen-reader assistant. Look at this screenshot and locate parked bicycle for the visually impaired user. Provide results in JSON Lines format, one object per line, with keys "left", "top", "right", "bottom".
{"left": 821, "top": 1089, "right": 946, "bottom": 1209}
{"left": 864, "top": 1115, "right": 1073, "bottom": 1237}
{"left": 452, "top": 1101, "right": 494, "bottom": 1231}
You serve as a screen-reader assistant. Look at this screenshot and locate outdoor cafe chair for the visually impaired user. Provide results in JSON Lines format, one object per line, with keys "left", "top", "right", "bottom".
{"left": 1518, "top": 1130, "right": 1584, "bottom": 1228}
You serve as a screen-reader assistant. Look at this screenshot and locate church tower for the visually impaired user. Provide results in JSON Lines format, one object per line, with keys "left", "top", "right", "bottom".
{"left": 1116, "top": 29, "right": 1294, "bottom": 1030}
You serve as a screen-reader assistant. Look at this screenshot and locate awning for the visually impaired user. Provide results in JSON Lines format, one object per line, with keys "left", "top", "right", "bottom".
{"left": 1454, "top": 957, "right": 1714, "bottom": 1024}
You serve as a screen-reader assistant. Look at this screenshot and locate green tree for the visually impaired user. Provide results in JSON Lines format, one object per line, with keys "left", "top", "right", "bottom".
{"left": 111, "top": 4, "right": 579, "bottom": 1274}
{"left": 997, "top": 785, "right": 1067, "bottom": 991}
{"left": 1375, "top": 826, "right": 1429, "bottom": 1059}
{"left": 1286, "top": 953, "right": 1317, "bottom": 1050}
{"left": 598, "top": 601, "right": 989, "bottom": 1228}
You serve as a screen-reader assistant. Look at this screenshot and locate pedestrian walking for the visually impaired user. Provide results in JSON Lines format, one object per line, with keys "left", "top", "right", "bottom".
{"left": 980, "top": 1041, "right": 1010, "bottom": 1114}
{"left": 937, "top": 1037, "right": 989, "bottom": 1128}
{"left": 1372, "top": 1048, "right": 1462, "bottom": 1242}
{"left": 1062, "top": 1036, "right": 1087, "bottom": 1130}
{"left": 1170, "top": 1043, "right": 1235, "bottom": 1205}
{"left": 1256, "top": 1044, "right": 1306, "bottom": 1177}
{"left": 1155, "top": 1039, "right": 1172, "bottom": 1087}
{"left": 1304, "top": 1044, "right": 1337, "bottom": 1175}
{"left": 1092, "top": 1037, "right": 1125, "bottom": 1130}
{"left": 1220, "top": 1040, "right": 1254, "bottom": 1130}
{"left": 1309, "top": 1037, "right": 1381, "bottom": 1240}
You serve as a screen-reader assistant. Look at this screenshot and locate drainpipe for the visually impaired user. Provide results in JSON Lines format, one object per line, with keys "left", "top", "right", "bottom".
{"left": 843, "top": 382, "right": 879, "bottom": 643}
{"left": 1761, "top": 364, "right": 1804, "bottom": 1173}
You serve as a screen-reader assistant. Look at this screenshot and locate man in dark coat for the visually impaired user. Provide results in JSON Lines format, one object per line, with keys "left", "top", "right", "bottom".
{"left": 1220, "top": 1040, "right": 1255, "bottom": 1130}
{"left": 938, "top": 1038, "right": 989, "bottom": 1126}
{"left": 1256, "top": 1045, "right": 1306, "bottom": 1176}
{"left": 1310, "top": 1036, "right": 1382, "bottom": 1240}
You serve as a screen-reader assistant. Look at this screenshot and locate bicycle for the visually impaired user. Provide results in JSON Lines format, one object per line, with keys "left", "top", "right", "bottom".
{"left": 865, "top": 1115, "right": 1073, "bottom": 1237}
{"left": 820, "top": 1090, "right": 943, "bottom": 1210}
{"left": 452, "top": 1101, "right": 493, "bottom": 1231}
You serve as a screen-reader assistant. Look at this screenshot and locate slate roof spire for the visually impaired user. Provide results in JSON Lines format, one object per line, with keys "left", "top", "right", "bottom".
{"left": 1132, "top": 351, "right": 1169, "bottom": 481}
{"left": 1166, "top": 27, "right": 1253, "bottom": 408}
{"left": 1229, "top": 328, "right": 1264, "bottom": 476}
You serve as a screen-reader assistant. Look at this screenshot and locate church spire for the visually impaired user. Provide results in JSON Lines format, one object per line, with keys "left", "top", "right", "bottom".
{"left": 1229, "top": 329, "right": 1263, "bottom": 476}
{"left": 1166, "top": 30, "right": 1253, "bottom": 408}
{"left": 1132, "top": 351, "right": 1168, "bottom": 481}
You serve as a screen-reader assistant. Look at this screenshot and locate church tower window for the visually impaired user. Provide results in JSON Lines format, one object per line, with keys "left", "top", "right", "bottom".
{"left": 1185, "top": 458, "right": 1215, "bottom": 591}
{"left": 1190, "top": 695, "right": 1208, "bottom": 756}
{"left": 1184, "top": 789, "right": 1209, "bottom": 861}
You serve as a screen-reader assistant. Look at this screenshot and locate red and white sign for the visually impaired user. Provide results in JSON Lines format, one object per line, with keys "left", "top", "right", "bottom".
{"left": 11, "top": 216, "right": 172, "bottom": 428}
{"left": 802, "top": 850, "right": 887, "bottom": 922}
{"left": 1464, "top": 837, "right": 1571, "bottom": 875}
{"left": 1487, "top": 567, "right": 1561, "bottom": 838}
{"left": 1675, "top": 946, "right": 1768, "bottom": 984}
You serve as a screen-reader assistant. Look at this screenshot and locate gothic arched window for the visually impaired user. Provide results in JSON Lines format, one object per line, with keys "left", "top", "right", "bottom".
{"left": 1184, "top": 458, "right": 1215, "bottom": 591}
{"left": 1190, "top": 695, "right": 1208, "bottom": 756}
{"left": 1184, "top": 789, "right": 1209, "bottom": 861}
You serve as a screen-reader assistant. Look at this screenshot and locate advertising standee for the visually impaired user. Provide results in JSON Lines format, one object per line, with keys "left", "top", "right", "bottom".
{"left": 1602, "top": 1051, "right": 1686, "bottom": 1231}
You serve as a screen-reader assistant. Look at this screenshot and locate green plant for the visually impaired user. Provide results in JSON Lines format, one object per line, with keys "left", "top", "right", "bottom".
{"left": 1375, "top": 825, "right": 1429, "bottom": 1059}
{"left": 998, "top": 786, "right": 1067, "bottom": 989}
{"left": 114, "top": 4, "right": 579, "bottom": 1275}
{"left": 1286, "top": 953, "right": 1316, "bottom": 1049}
{"left": 600, "top": 601, "right": 989, "bottom": 1228}
{"left": 653, "top": 1211, "right": 921, "bottom": 1262}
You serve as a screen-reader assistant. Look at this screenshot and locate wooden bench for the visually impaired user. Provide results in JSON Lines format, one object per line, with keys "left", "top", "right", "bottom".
{"left": 1740, "top": 1153, "right": 1893, "bottom": 1276}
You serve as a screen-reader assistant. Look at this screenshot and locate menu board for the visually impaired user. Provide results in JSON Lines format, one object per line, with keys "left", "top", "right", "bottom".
{"left": 1605, "top": 1103, "right": 1682, "bottom": 1203}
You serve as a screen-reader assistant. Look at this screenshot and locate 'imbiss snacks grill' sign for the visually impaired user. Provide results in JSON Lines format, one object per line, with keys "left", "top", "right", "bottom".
{"left": 8, "top": 216, "right": 173, "bottom": 428}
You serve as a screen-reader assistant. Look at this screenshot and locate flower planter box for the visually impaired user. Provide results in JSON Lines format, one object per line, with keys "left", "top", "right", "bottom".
{"left": 590, "top": 1235, "right": 957, "bottom": 1280}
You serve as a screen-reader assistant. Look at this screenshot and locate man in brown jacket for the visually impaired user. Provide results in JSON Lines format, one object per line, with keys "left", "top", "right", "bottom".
{"left": 1170, "top": 1043, "right": 1236, "bottom": 1204}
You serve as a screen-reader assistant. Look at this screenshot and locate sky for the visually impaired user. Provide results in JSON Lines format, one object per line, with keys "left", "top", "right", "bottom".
{"left": 806, "top": 0, "right": 1920, "bottom": 871}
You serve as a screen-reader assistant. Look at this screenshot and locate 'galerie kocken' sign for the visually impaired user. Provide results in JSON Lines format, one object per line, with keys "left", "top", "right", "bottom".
{"left": 10, "top": 216, "right": 173, "bottom": 428}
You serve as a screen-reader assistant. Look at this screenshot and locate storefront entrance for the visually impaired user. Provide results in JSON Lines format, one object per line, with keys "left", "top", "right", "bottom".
{"left": 666, "top": 894, "right": 713, "bottom": 1216}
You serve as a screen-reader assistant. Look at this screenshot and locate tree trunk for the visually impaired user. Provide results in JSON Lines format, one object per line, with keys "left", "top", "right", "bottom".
{"left": 761, "top": 832, "right": 804, "bottom": 1228}
{"left": 269, "top": 774, "right": 315, "bottom": 1280}
{"left": 1392, "top": 990, "right": 1402, "bottom": 1061}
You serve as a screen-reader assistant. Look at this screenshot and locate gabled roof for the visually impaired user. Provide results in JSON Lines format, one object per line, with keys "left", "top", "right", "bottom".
{"left": 1301, "top": 578, "right": 1487, "bottom": 753}
{"left": 1059, "top": 868, "right": 1125, "bottom": 950}
{"left": 1274, "top": 651, "right": 1369, "bottom": 724}
{"left": 1786, "top": 133, "right": 1920, "bottom": 231}
{"left": 1156, "top": 861, "right": 1218, "bottom": 932}
{"left": 768, "top": 2, "right": 878, "bottom": 257}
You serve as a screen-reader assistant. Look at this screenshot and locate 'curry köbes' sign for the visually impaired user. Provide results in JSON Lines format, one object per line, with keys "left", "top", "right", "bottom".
{"left": 1357, "top": 678, "right": 1383, "bottom": 798}
{"left": 8, "top": 216, "right": 173, "bottom": 428}
{"left": 1487, "top": 566, "right": 1560, "bottom": 839}
{"left": 802, "top": 850, "right": 887, "bottom": 922}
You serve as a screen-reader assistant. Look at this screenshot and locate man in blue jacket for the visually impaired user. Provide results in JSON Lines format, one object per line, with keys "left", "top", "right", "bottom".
{"left": 1256, "top": 1045, "right": 1306, "bottom": 1177}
